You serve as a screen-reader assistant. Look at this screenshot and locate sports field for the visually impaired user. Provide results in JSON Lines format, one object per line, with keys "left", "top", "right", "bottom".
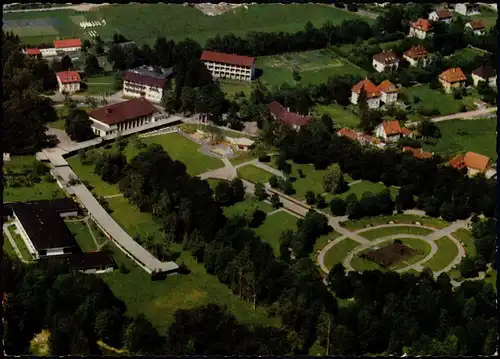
{"left": 257, "top": 49, "right": 367, "bottom": 88}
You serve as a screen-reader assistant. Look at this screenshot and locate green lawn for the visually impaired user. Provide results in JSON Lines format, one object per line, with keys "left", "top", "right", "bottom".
{"left": 65, "top": 221, "right": 98, "bottom": 252}
{"left": 332, "top": 181, "right": 399, "bottom": 202}
{"left": 312, "top": 104, "right": 360, "bottom": 128}
{"left": 83, "top": 84, "right": 116, "bottom": 96}
{"left": 230, "top": 152, "right": 257, "bottom": 166}
{"left": 67, "top": 156, "right": 121, "bottom": 197}
{"left": 423, "top": 237, "right": 459, "bottom": 272}
{"left": 312, "top": 231, "right": 342, "bottom": 262}
{"left": 358, "top": 226, "right": 434, "bottom": 240}
{"left": 223, "top": 198, "right": 274, "bottom": 219}
{"left": 322, "top": 238, "right": 359, "bottom": 270}
{"left": 342, "top": 214, "right": 449, "bottom": 231}
{"left": 257, "top": 48, "right": 366, "bottom": 88}
{"left": 4, "top": 181, "right": 66, "bottom": 203}
{"left": 237, "top": 164, "right": 275, "bottom": 184}
{"left": 422, "top": 118, "right": 497, "bottom": 160}
{"left": 254, "top": 211, "right": 299, "bottom": 257}
{"left": 9, "top": 225, "right": 33, "bottom": 261}
{"left": 350, "top": 252, "right": 383, "bottom": 272}
{"left": 452, "top": 228, "right": 477, "bottom": 258}
{"left": 206, "top": 178, "right": 223, "bottom": 191}
{"left": 391, "top": 238, "right": 432, "bottom": 270}
{"left": 2, "top": 231, "right": 17, "bottom": 259}
{"left": 95, "top": 3, "right": 372, "bottom": 45}
{"left": 3, "top": 155, "right": 40, "bottom": 174}
{"left": 219, "top": 79, "right": 253, "bottom": 99}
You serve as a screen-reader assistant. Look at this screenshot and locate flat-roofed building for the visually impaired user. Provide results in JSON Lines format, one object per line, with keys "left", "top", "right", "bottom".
{"left": 123, "top": 65, "right": 174, "bottom": 103}
{"left": 201, "top": 50, "right": 256, "bottom": 81}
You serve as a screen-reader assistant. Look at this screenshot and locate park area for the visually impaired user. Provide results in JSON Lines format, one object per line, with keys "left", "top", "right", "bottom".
{"left": 421, "top": 118, "right": 496, "bottom": 160}
{"left": 257, "top": 48, "right": 367, "bottom": 88}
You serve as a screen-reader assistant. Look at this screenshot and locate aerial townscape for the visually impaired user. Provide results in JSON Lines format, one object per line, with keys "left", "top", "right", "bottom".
{"left": 1, "top": 1, "right": 498, "bottom": 356}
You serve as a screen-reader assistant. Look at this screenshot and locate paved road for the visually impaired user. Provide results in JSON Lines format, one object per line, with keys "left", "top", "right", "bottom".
{"left": 405, "top": 107, "right": 497, "bottom": 127}
{"left": 3, "top": 223, "right": 30, "bottom": 264}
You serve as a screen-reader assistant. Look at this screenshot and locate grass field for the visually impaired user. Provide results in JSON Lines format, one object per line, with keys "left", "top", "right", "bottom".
{"left": 312, "top": 231, "right": 342, "bottom": 262}
{"left": 223, "top": 198, "right": 274, "bottom": 218}
{"left": 219, "top": 79, "right": 253, "bottom": 99}
{"left": 342, "top": 214, "right": 449, "bottom": 231}
{"left": 358, "top": 226, "right": 434, "bottom": 240}
{"left": 423, "top": 236, "right": 459, "bottom": 272}
{"left": 322, "top": 238, "right": 359, "bottom": 270}
{"left": 229, "top": 152, "right": 257, "bottom": 166}
{"left": 67, "top": 156, "right": 121, "bottom": 197}
{"left": 350, "top": 252, "right": 383, "bottom": 272}
{"left": 65, "top": 221, "right": 97, "bottom": 252}
{"left": 257, "top": 48, "right": 366, "bottom": 88}
{"left": 254, "top": 211, "right": 299, "bottom": 256}
{"left": 2, "top": 230, "right": 18, "bottom": 259}
{"left": 94, "top": 3, "right": 372, "bottom": 45}
{"left": 83, "top": 75, "right": 116, "bottom": 96}
{"left": 9, "top": 225, "right": 33, "bottom": 261}
{"left": 333, "top": 181, "right": 399, "bottom": 202}
{"left": 312, "top": 104, "right": 360, "bottom": 128}
{"left": 446, "top": 47, "right": 486, "bottom": 62}
{"left": 452, "top": 228, "right": 477, "bottom": 258}
{"left": 237, "top": 164, "right": 275, "bottom": 184}
{"left": 391, "top": 238, "right": 432, "bottom": 270}
{"left": 422, "top": 118, "right": 497, "bottom": 160}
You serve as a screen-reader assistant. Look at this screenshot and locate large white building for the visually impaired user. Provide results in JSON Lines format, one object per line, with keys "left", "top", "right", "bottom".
{"left": 53, "top": 38, "right": 82, "bottom": 55}
{"left": 88, "top": 97, "right": 162, "bottom": 137}
{"left": 201, "top": 50, "right": 256, "bottom": 81}
{"left": 56, "top": 71, "right": 81, "bottom": 94}
{"left": 123, "top": 66, "right": 174, "bottom": 103}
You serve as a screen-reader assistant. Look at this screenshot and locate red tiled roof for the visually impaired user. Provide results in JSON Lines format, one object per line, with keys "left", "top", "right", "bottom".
{"left": 123, "top": 71, "right": 166, "bottom": 88}
{"left": 411, "top": 18, "right": 433, "bottom": 32}
{"left": 439, "top": 68, "right": 467, "bottom": 83}
{"left": 88, "top": 98, "right": 158, "bottom": 126}
{"left": 468, "top": 21, "right": 485, "bottom": 30}
{"left": 25, "top": 48, "right": 41, "bottom": 55}
{"left": 380, "top": 120, "right": 402, "bottom": 136}
{"left": 373, "top": 50, "right": 399, "bottom": 65}
{"left": 403, "top": 146, "right": 433, "bottom": 159}
{"left": 449, "top": 155, "right": 465, "bottom": 169}
{"left": 464, "top": 152, "right": 490, "bottom": 171}
{"left": 337, "top": 128, "right": 358, "bottom": 141}
{"left": 352, "top": 79, "right": 381, "bottom": 98}
{"left": 267, "top": 101, "right": 311, "bottom": 127}
{"left": 403, "top": 45, "right": 429, "bottom": 59}
{"left": 56, "top": 71, "right": 81, "bottom": 84}
{"left": 200, "top": 50, "right": 255, "bottom": 68}
{"left": 378, "top": 80, "right": 398, "bottom": 93}
{"left": 53, "top": 39, "right": 82, "bottom": 49}
{"left": 434, "top": 9, "right": 452, "bottom": 19}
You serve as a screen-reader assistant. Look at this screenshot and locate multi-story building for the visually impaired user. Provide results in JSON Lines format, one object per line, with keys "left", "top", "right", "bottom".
{"left": 409, "top": 18, "right": 433, "bottom": 39}
{"left": 201, "top": 50, "right": 256, "bottom": 81}
{"left": 372, "top": 50, "right": 400, "bottom": 73}
{"left": 56, "top": 71, "right": 81, "bottom": 93}
{"left": 439, "top": 68, "right": 467, "bottom": 93}
{"left": 123, "top": 66, "right": 174, "bottom": 103}
{"left": 403, "top": 45, "right": 430, "bottom": 67}
{"left": 53, "top": 38, "right": 82, "bottom": 55}
{"left": 351, "top": 79, "right": 381, "bottom": 109}
{"left": 378, "top": 80, "right": 398, "bottom": 104}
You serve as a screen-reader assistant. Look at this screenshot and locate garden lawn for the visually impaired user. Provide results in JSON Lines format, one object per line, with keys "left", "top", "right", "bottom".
{"left": 10, "top": 225, "right": 33, "bottom": 261}
{"left": 312, "top": 231, "right": 342, "bottom": 262}
{"left": 254, "top": 211, "right": 299, "bottom": 257}
{"left": 350, "top": 253, "right": 383, "bottom": 272}
{"left": 223, "top": 198, "right": 274, "bottom": 218}
{"left": 357, "top": 226, "right": 434, "bottom": 240}
{"left": 230, "top": 152, "right": 257, "bottom": 166}
{"left": 2, "top": 233, "right": 17, "bottom": 259}
{"left": 342, "top": 214, "right": 449, "bottom": 230}
{"left": 237, "top": 165, "right": 274, "bottom": 184}
{"left": 219, "top": 79, "right": 253, "bottom": 99}
{"left": 391, "top": 238, "right": 432, "bottom": 270}
{"left": 67, "top": 156, "right": 121, "bottom": 197}
{"left": 95, "top": 3, "right": 372, "bottom": 45}
{"left": 452, "top": 228, "right": 477, "bottom": 257}
{"left": 312, "top": 104, "right": 360, "bottom": 128}
{"left": 125, "top": 133, "right": 224, "bottom": 176}
{"left": 322, "top": 238, "right": 359, "bottom": 270}
{"left": 423, "top": 237, "right": 458, "bottom": 272}
{"left": 65, "top": 221, "right": 98, "bottom": 252}
{"left": 4, "top": 181, "right": 66, "bottom": 203}
{"left": 422, "top": 118, "right": 497, "bottom": 160}
{"left": 330, "top": 180, "right": 399, "bottom": 202}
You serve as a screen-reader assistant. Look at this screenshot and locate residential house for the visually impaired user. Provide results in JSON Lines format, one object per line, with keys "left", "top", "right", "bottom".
{"left": 438, "top": 67, "right": 467, "bottom": 93}
{"left": 449, "top": 151, "right": 495, "bottom": 178}
{"left": 56, "top": 71, "right": 81, "bottom": 94}
{"left": 465, "top": 21, "right": 486, "bottom": 35}
{"left": 428, "top": 8, "right": 453, "bottom": 23}
{"left": 471, "top": 65, "right": 497, "bottom": 87}
{"left": 350, "top": 79, "right": 381, "bottom": 109}
{"left": 403, "top": 45, "right": 430, "bottom": 67}
{"left": 123, "top": 65, "right": 174, "bottom": 103}
{"left": 374, "top": 120, "right": 403, "bottom": 143}
{"left": 267, "top": 101, "right": 312, "bottom": 130}
{"left": 372, "top": 50, "right": 400, "bottom": 73}
{"left": 88, "top": 97, "right": 161, "bottom": 137}
{"left": 337, "top": 127, "right": 359, "bottom": 141}
{"left": 23, "top": 48, "right": 41, "bottom": 57}
{"left": 201, "top": 50, "right": 256, "bottom": 81}
{"left": 409, "top": 18, "right": 433, "bottom": 39}
{"left": 378, "top": 80, "right": 399, "bottom": 104}
{"left": 403, "top": 146, "right": 433, "bottom": 159}
{"left": 53, "top": 38, "right": 82, "bottom": 55}
{"left": 453, "top": 3, "right": 481, "bottom": 16}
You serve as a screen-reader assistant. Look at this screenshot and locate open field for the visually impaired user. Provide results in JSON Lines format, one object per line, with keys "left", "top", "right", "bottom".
{"left": 257, "top": 48, "right": 367, "bottom": 88}
{"left": 237, "top": 164, "right": 275, "bottom": 184}
{"left": 65, "top": 220, "right": 97, "bottom": 252}
{"left": 322, "top": 238, "right": 359, "bottom": 270}
{"left": 312, "top": 104, "right": 360, "bottom": 128}
{"left": 451, "top": 228, "right": 476, "bottom": 257}
{"left": 332, "top": 180, "right": 399, "bottom": 202}
{"left": 94, "top": 3, "right": 373, "bottom": 45}
{"left": 67, "top": 156, "right": 121, "bottom": 197}
{"left": 423, "top": 237, "right": 459, "bottom": 272}
{"left": 359, "top": 226, "right": 434, "bottom": 240}
{"left": 223, "top": 198, "right": 274, "bottom": 219}
{"left": 254, "top": 210, "right": 299, "bottom": 256}
{"left": 4, "top": 181, "right": 66, "bottom": 203}
{"left": 342, "top": 214, "right": 449, "bottom": 231}
{"left": 446, "top": 47, "right": 486, "bottom": 62}
{"left": 2, "top": 231, "right": 17, "bottom": 259}
{"left": 422, "top": 118, "right": 497, "bottom": 160}
{"left": 218, "top": 79, "right": 253, "bottom": 99}
{"left": 83, "top": 75, "right": 116, "bottom": 95}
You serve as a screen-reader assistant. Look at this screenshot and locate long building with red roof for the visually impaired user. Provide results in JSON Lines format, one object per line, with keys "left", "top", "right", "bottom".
{"left": 201, "top": 50, "right": 256, "bottom": 81}
{"left": 267, "top": 101, "right": 312, "bottom": 130}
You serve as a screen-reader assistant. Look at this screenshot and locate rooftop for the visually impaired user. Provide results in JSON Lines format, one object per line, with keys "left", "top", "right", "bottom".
{"left": 468, "top": 21, "right": 485, "bottom": 30}
{"left": 472, "top": 65, "right": 496, "bottom": 79}
{"left": 379, "top": 120, "right": 402, "bottom": 136}
{"left": 373, "top": 50, "right": 399, "bottom": 65}
{"left": 337, "top": 127, "right": 359, "bottom": 140}
{"left": 433, "top": 8, "right": 453, "bottom": 19}
{"left": 378, "top": 80, "right": 398, "bottom": 93}
{"left": 411, "top": 18, "right": 433, "bottom": 32}
{"left": 352, "top": 79, "right": 381, "bottom": 98}
{"left": 439, "top": 67, "right": 467, "bottom": 83}
{"left": 56, "top": 71, "right": 81, "bottom": 84}
{"left": 464, "top": 151, "right": 490, "bottom": 171}
{"left": 404, "top": 45, "right": 429, "bottom": 59}
{"left": 25, "top": 48, "right": 41, "bottom": 55}
{"left": 201, "top": 50, "right": 256, "bottom": 68}
{"left": 267, "top": 101, "right": 312, "bottom": 127}
{"left": 88, "top": 97, "right": 159, "bottom": 126}
{"left": 53, "top": 38, "right": 82, "bottom": 49}
{"left": 123, "top": 65, "right": 174, "bottom": 88}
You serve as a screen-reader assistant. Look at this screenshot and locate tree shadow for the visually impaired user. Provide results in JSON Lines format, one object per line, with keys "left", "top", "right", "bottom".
{"left": 254, "top": 68, "right": 264, "bottom": 79}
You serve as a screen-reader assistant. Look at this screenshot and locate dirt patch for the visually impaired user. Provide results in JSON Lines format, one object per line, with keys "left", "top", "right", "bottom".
{"left": 363, "top": 242, "right": 420, "bottom": 267}
{"left": 192, "top": 2, "right": 249, "bottom": 16}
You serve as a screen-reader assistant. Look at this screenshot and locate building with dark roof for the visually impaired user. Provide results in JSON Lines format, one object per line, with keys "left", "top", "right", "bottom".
{"left": 8, "top": 199, "right": 81, "bottom": 259}
{"left": 88, "top": 97, "right": 161, "bottom": 137}
{"left": 201, "top": 50, "right": 256, "bottom": 81}
{"left": 472, "top": 65, "right": 497, "bottom": 88}
{"left": 372, "top": 50, "right": 399, "bottom": 73}
{"left": 123, "top": 65, "right": 174, "bottom": 103}
{"left": 39, "top": 251, "right": 116, "bottom": 274}
{"left": 267, "top": 101, "right": 312, "bottom": 129}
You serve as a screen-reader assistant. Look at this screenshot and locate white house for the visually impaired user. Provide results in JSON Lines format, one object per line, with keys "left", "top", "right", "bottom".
{"left": 465, "top": 21, "right": 486, "bottom": 35}
{"left": 350, "top": 79, "right": 381, "bottom": 109}
{"left": 88, "top": 97, "right": 161, "bottom": 137}
{"left": 453, "top": 3, "right": 481, "bottom": 16}
{"left": 374, "top": 120, "right": 403, "bottom": 143}
{"left": 201, "top": 50, "right": 256, "bottom": 81}
{"left": 123, "top": 66, "right": 174, "bottom": 103}
{"left": 372, "top": 50, "right": 400, "bottom": 73}
{"left": 403, "top": 45, "right": 430, "bottom": 67}
{"left": 56, "top": 71, "right": 81, "bottom": 94}
{"left": 428, "top": 8, "right": 453, "bottom": 23}
{"left": 53, "top": 38, "right": 82, "bottom": 54}
{"left": 409, "top": 18, "right": 433, "bottom": 39}
{"left": 471, "top": 65, "right": 497, "bottom": 87}
{"left": 378, "top": 80, "right": 398, "bottom": 104}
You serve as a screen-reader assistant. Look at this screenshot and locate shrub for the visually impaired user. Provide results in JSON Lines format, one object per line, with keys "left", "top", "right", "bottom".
{"left": 119, "top": 263, "right": 130, "bottom": 274}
